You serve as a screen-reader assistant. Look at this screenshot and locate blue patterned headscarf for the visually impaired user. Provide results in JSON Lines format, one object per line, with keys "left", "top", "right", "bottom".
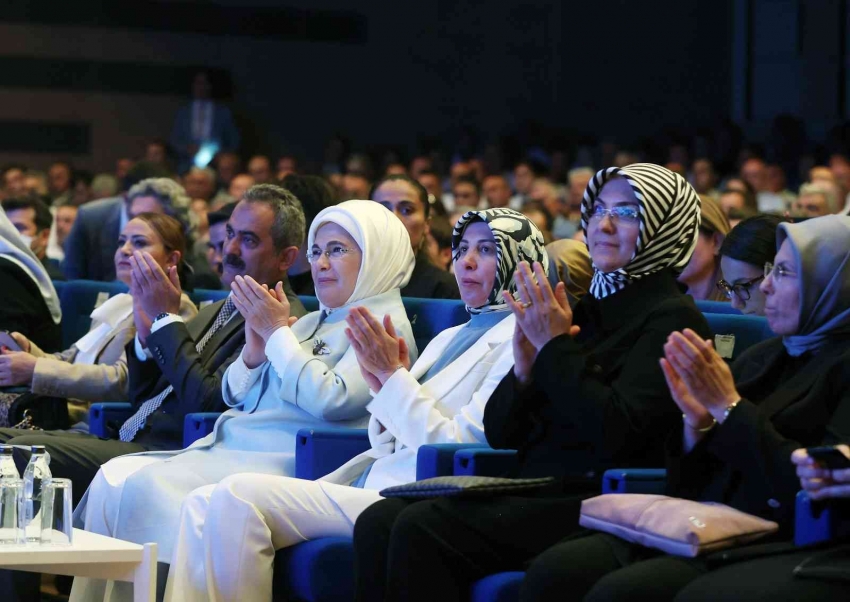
{"left": 451, "top": 208, "right": 549, "bottom": 315}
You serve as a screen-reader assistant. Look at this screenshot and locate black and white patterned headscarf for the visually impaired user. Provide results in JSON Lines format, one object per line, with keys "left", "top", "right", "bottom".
{"left": 581, "top": 163, "right": 701, "bottom": 299}
{"left": 451, "top": 208, "right": 549, "bottom": 315}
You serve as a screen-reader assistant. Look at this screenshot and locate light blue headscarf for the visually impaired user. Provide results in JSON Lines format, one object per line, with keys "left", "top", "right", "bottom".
{"left": 777, "top": 215, "right": 850, "bottom": 356}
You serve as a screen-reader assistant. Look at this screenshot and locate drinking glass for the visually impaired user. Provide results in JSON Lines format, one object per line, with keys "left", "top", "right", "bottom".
{"left": 39, "top": 478, "right": 72, "bottom": 545}
{"left": 0, "top": 478, "right": 23, "bottom": 544}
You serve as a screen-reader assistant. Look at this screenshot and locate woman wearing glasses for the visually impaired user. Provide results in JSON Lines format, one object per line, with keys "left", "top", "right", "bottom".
{"left": 353, "top": 164, "right": 713, "bottom": 602}
{"left": 716, "top": 215, "right": 784, "bottom": 314}
{"left": 71, "top": 201, "right": 417, "bottom": 601}
{"left": 519, "top": 214, "right": 850, "bottom": 601}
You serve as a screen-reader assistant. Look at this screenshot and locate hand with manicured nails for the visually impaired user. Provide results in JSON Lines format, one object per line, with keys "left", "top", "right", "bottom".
{"left": 503, "top": 261, "right": 579, "bottom": 351}
{"left": 345, "top": 306, "right": 411, "bottom": 391}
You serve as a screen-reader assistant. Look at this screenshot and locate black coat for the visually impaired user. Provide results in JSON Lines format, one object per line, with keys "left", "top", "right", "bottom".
{"left": 667, "top": 335, "right": 850, "bottom": 535}
{"left": 485, "top": 269, "right": 711, "bottom": 491}
{"left": 401, "top": 254, "right": 460, "bottom": 300}
{"left": 0, "top": 256, "right": 61, "bottom": 352}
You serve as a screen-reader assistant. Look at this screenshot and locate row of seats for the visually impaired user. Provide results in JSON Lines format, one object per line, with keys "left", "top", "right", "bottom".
{"left": 64, "top": 279, "right": 778, "bottom": 601}
{"left": 277, "top": 431, "right": 849, "bottom": 602}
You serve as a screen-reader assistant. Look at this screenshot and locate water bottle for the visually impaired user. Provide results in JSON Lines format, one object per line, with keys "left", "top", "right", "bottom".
{"left": 23, "top": 445, "right": 51, "bottom": 543}
{"left": 0, "top": 446, "right": 18, "bottom": 479}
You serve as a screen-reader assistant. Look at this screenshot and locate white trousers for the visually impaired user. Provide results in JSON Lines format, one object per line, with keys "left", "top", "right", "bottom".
{"left": 165, "top": 474, "right": 383, "bottom": 602}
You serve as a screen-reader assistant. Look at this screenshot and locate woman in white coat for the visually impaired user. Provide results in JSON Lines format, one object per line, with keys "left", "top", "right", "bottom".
{"left": 164, "top": 208, "right": 549, "bottom": 602}
{"left": 70, "top": 200, "right": 416, "bottom": 601}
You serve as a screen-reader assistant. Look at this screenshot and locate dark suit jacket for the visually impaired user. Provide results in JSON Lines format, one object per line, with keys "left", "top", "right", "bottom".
{"left": 62, "top": 196, "right": 124, "bottom": 281}
{"left": 125, "top": 286, "right": 307, "bottom": 450}
{"left": 667, "top": 335, "right": 850, "bottom": 536}
{"left": 484, "top": 269, "right": 711, "bottom": 492}
{"left": 0, "top": 257, "right": 62, "bottom": 352}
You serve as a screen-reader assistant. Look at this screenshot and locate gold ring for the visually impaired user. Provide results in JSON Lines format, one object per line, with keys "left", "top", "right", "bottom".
{"left": 521, "top": 301, "right": 533, "bottom": 309}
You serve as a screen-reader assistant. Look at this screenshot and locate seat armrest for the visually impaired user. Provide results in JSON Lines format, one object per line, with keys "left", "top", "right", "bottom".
{"left": 89, "top": 402, "right": 133, "bottom": 438}
{"left": 295, "top": 428, "right": 371, "bottom": 480}
{"left": 453, "top": 448, "right": 518, "bottom": 477}
{"left": 602, "top": 468, "right": 667, "bottom": 494}
{"left": 416, "top": 443, "right": 490, "bottom": 480}
{"left": 794, "top": 490, "right": 850, "bottom": 546}
{"left": 183, "top": 412, "right": 221, "bottom": 448}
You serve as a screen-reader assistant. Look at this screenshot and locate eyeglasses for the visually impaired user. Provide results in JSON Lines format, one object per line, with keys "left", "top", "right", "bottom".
{"left": 588, "top": 205, "right": 640, "bottom": 225}
{"left": 764, "top": 262, "right": 792, "bottom": 282}
{"left": 306, "top": 245, "right": 357, "bottom": 262}
{"left": 716, "top": 275, "right": 764, "bottom": 302}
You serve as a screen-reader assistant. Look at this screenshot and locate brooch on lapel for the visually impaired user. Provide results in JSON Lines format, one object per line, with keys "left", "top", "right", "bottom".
{"left": 312, "top": 339, "right": 330, "bottom": 356}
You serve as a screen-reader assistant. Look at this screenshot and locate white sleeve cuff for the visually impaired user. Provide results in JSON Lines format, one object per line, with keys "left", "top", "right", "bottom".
{"left": 134, "top": 335, "right": 153, "bottom": 361}
{"left": 150, "top": 314, "right": 184, "bottom": 333}
{"left": 224, "top": 353, "right": 264, "bottom": 405}
{"left": 264, "top": 327, "right": 302, "bottom": 379}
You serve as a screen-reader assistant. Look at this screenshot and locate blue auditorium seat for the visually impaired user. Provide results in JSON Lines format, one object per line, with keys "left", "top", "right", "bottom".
{"left": 89, "top": 402, "right": 133, "bottom": 437}
{"left": 189, "top": 288, "right": 228, "bottom": 308}
{"left": 695, "top": 300, "right": 741, "bottom": 314}
{"left": 58, "top": 280, "right": 128, "bottom": 349}
{"left": 471, "top": 572, "right": 526, "bottom": 602}
{"left": 299, "top": 295, "right": 320, "bottom": 313}
{"left": 402, "top": 298, "right": 468, "bottom": 354}
{"left": 702, "top": 312, "right": 773, "bottom": 361}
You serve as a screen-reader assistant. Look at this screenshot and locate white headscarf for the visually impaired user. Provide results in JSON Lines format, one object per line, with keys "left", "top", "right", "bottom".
{"left": 308, "top": 200, "right": 415, "bottom": 312}
{"left": 0, "top": 205, "right": 61, "bottom": 323}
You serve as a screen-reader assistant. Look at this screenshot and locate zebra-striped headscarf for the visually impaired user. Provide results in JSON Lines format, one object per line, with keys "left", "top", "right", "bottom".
{"left": 451, "top": 208, "right": 549, "bottom": 315}
{"left": 581, "top": 163, "right": 701, "bottom": 299}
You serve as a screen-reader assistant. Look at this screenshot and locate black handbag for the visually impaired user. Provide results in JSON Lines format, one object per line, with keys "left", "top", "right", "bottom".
{"left": 380, "top": 476, "right": 557, "bottom": 500}
{"left": 8, "top": 391, "right": 70, "bottom": 431}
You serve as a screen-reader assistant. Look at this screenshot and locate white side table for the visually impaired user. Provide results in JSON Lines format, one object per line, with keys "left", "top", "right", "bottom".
{"left": 0, "top": 529, "right": 156, "bottom": 602}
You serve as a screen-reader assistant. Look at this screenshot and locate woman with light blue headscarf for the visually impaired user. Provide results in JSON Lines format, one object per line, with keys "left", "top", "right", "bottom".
{"left": 520, "top": 214, "right": 850, "bottom": 602}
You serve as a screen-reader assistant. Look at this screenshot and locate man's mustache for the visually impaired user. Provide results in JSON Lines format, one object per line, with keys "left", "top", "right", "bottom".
{"left": 223, "top": 254, "right": 245, "bottom": 271}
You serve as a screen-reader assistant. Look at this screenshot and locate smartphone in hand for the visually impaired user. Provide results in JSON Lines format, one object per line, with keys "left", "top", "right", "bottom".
{"left": 806, "top": 446, "right": 850, "bottom": 470}
{"left": 0, "top": 331, "right": 22, "bottom": 352}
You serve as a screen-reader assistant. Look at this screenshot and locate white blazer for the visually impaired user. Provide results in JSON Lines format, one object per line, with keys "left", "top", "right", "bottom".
{"left": 322, "top": 312, "right": 516, "bottom": 491}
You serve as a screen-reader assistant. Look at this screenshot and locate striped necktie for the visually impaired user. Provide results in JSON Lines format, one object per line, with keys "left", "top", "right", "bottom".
{"left": 119, "top": 298, "right": 237, "bottom": 442}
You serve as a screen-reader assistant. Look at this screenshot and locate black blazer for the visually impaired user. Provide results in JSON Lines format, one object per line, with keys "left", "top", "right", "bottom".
{"left": 124, "top": 299, "right": 246, "bottom": 449}
{"left": 485, "top": 269, "right": 711, "bottom": 491}
{"left": 0, "top": 256, "right": 62, "bottom": 352}
{"left": 667, "top": 335, "right": 850, "bottom": 535}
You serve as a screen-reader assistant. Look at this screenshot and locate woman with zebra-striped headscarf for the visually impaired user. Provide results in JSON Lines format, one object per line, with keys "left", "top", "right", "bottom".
{"left": 351, "top": 164, "right": 716, "bottom": 602}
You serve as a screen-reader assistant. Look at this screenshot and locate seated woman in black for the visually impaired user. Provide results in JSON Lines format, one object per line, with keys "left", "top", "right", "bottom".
{"left": 353, "top": 163, "right": 711, "bottom": 602}
{"left": 672, "top": 444, "right": 850, "bottom": 602}
{"left": 0, "top": 205, "right": 61, "bottom": 352}
{"left": 521, "top": 214, "right": 850, "bottom": 601}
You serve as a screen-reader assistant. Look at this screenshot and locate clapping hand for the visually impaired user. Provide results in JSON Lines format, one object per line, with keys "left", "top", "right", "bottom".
{"left": 231, "top": 277, "right": 296, "bottom": 343}
{"left": 345, "top": 307, "right": 411, "bottom": 391}
{"left": 129, "top": 251, "right": 182, "bottom": 318}
{"left": 503, "top": 262, "right": 579, "bottom": 351}
{"left": 659, "top": 329, "right": 740, "bottom": 426}
{"left": 793, "top": 445, "right": 850, "bottom": 501}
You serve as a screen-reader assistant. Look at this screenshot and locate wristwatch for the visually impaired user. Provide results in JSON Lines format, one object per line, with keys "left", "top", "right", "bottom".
{"left": 153, "top": 312, "right": 172, "bottom": 324}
